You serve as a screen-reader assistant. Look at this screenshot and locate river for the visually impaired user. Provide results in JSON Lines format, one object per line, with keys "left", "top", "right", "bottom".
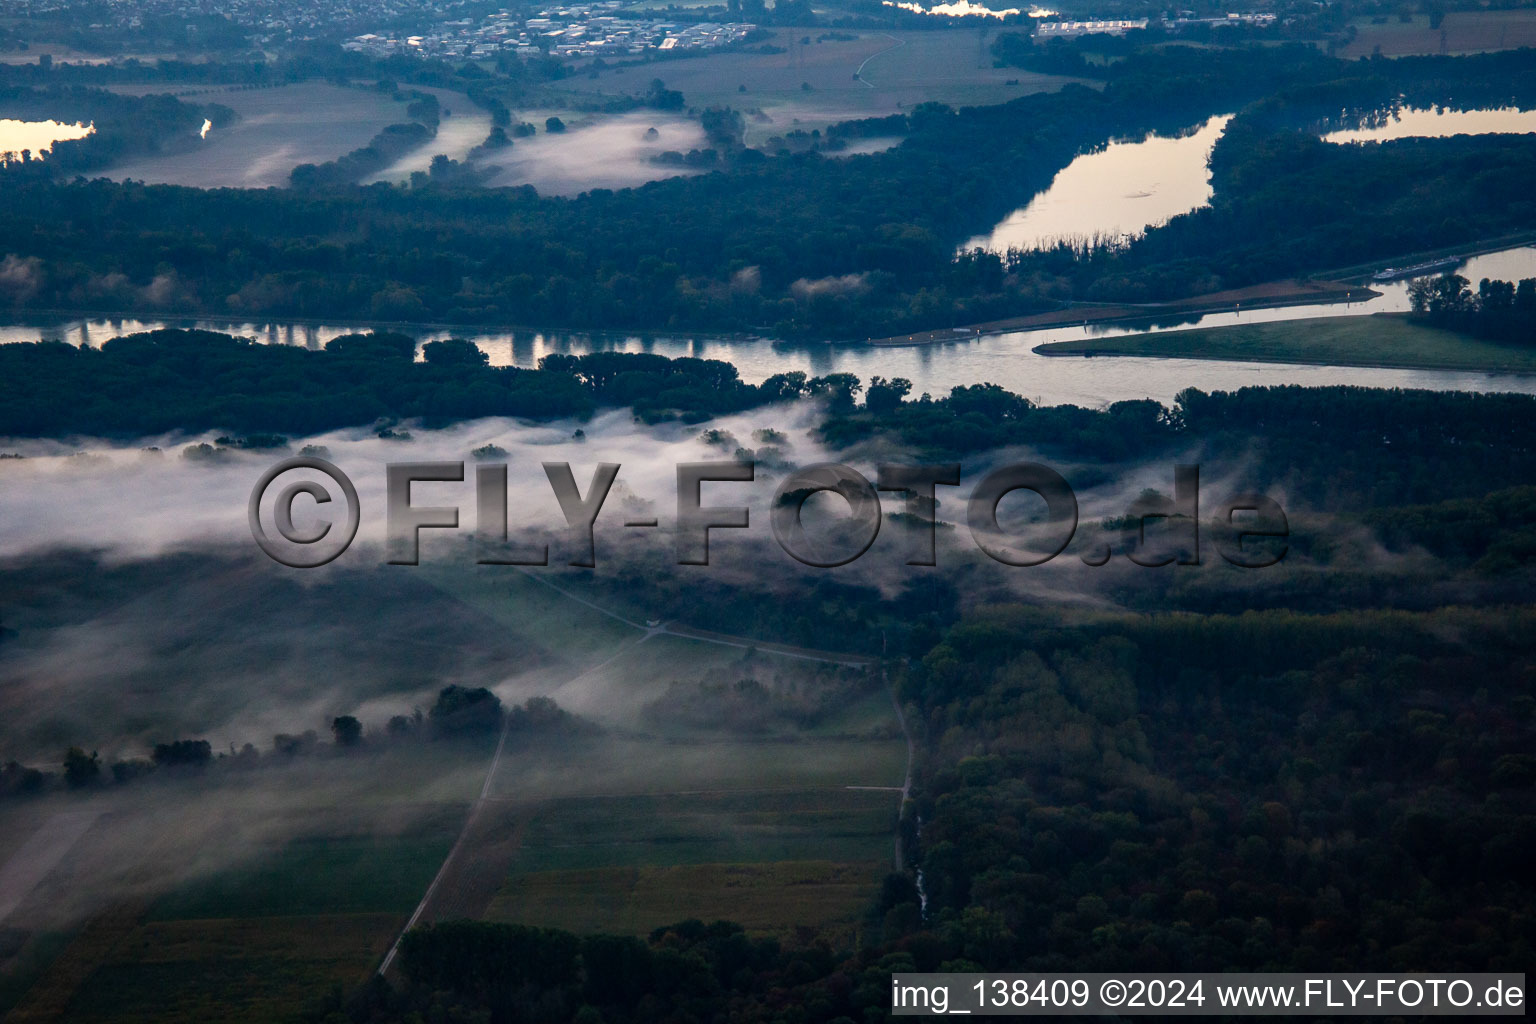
{"left": 7, "top": 242, "right": 1536, "bottom": 410}
{"left": 8, "top": 105, "right": 1536, "bottom": 408}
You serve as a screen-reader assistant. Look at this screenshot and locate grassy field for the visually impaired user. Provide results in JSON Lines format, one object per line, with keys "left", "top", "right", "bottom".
{"left": 1341, "top": 10, "right": 1536, "bottom": 57}
{"left": 484, "top": 787, "right": 896, "bottom": 940}
{"left": 499, "top": 787, "right": 897, "bottom": 873}
{"left": 549, "top": 29, "right": 1090, "bottom": 142}
{"left": 418, "top": 566, "right": 641, "bottom": 673}
{"left": 40, "top": 914, "right": 400, "bottom": 1024}
{"left": 1035, "top": 313, "right": 1536, "bottom": 373}
{"left": 0, "top": 561, "right": 906, "bottom": 1017}
{"left": 489, "top": 729, "right": 906, "bottom": 799}
{"left": 99, "top": 82, "right": 420, "bottom": 187}
{"left": 468, "top": 622, "right": 906, "bottom": 940}
{"left": 489, "top": 860, "right": 884, "bottom": 942}
{"left": 147, "top": 831, "right": 460, "bottom": 921}
{"left": 0, "top": 744, "right": 487, "bottom": 1021}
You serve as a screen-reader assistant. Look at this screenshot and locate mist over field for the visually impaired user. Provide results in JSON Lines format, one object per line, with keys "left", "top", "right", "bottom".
{"left": 480, "top": 111, "right": 710, "bottom": 192}
{"left": 0, "top": 388, "right": 1328, "bottom": 786}
{"left": 4, "top": 7, "right": 1536, "bottom": 1018}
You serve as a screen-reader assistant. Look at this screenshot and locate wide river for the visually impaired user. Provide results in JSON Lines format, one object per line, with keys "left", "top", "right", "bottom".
{"left": 5, "top": 244, "right": 1536, "bottom": 410}
{"left": 6, "top": 103, "right": 1536, "bottom": 409}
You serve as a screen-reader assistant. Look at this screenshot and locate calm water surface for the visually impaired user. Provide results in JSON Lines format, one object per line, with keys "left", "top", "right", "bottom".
{"left": 0, "top": 118, "right": 93, "bottom": 163}
{"left": 1322, "top": 106, "right": 1536, "bottom": 144}
{"left": 962, "top": 115, "right": 1231, "bottom": 253}
{"left": 7, "top": 242, "right": 1536, "bottom": 409}
{"left": 967, "top": 105, "right": 1536, "bottom": 254}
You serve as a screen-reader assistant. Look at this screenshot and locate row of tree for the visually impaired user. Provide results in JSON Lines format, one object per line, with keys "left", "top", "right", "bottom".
{"left": 1408, "top": 273, "right": 1536, "bottom": 345}
{"left": 0, "top": 44, "right": 1369, "bottom": 337}
{"left": 0, "top": 689, "right": 599, "bottom": 800}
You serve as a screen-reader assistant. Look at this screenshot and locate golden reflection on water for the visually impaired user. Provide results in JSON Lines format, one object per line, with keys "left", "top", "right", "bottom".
{"left": 1322, "top": 106, "right": 1536, "bottom": 144}
{"left": 963, "top": 114, "right": 1232, "bottom": 253}
{"left": 0, "top": 118, "right": 94, "bottom": 163}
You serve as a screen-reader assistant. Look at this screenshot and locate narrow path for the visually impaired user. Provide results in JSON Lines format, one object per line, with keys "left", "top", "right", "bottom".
{"left": 380, "top": 578, "right": 897, "bottom": 976}
{"left": 378, "top": 633, "right": 649, "bottom": 976}
{"left": 885, "top": 664, "right": 916, "bottom": 873}
{"left": 854, "top": 34, "right": 905, "bottom": 88}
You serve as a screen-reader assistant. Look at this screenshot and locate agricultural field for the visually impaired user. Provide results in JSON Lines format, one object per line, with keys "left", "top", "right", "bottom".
{"left": 1340, "top": 9, "right": 1536, "bottom": 57}
{"left": 35, "top": 915, "right": 399, "bottom": 1024}
{"left": 98, "top": 82, "right": 428, "bottom": 187}
{"left": 0, "top": 552, "right": 541, "bottom": 762}
{"left": 495, "top": 789, "right": 898, "bottom": 875}
{"left": 0, "top": 557, "right": 906, "bottom": 1019}
{"left": 550, "top": 28, "right": 1091, "bottom": 142}
{"left": 361, "top": 86, "right": 495, "bottom": 185}
{"left": 0, "top": 753, "right": 481, "bottom": 1024}
{"left": 1034, "top": 312, "right": 1536, "bottom": 373}
{"left": 476, "top": 110, "right": 711, "bottom": 194}
{"left": 489, "top": 859, "right": 886, "bottom": 943}
{"left": 461, "top": 624, "right": 905, "bottom": 942}
{"left": 476, "top": 755, "right": 902, "bottom": 942}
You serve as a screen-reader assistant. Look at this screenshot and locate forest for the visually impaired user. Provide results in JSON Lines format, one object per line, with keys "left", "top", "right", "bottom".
{"left": 0, "top": 330, "right": 806, "bottom": 434}
{"left": 287, "top": 600, "right": 1536, "bottom": 1023}
{"left": 3, "top": 23, "right": 1535, "bottom": 1021}
{"left": 5, "top": 328, "right": 1535, "bottom": 1020}
{"left": 5, "top": 364, "right": 1531, "bottom": 1024}
{"left": 4, "top": 47, "right": 1534, "bottom": 336}
{"left": 1407, "top": 273, "right": 1536, "bottom": 345}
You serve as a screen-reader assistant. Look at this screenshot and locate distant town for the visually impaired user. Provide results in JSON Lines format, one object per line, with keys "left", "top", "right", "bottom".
{"left": 10, "top": 0, "right": 492, "bottom": 47}
{"left": 3, "top": 0, "right": 1298, "bottom": 60}
{"left": 343, "top": 3, "right": 759, "bottom": 59}
{"left": 1034, "top": 11, "right": 1275, "bottom": 35}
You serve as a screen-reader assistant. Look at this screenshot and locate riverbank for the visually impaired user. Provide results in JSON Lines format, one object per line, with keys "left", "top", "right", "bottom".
{"left": 866, "top": 278, "right": 1373, "bottom": 347}
{"left": 1321, "top": 230, "right": 1536, "bottom": 284}
{"left": 1032, "top": 313, "right": 1536, "bottom": 374}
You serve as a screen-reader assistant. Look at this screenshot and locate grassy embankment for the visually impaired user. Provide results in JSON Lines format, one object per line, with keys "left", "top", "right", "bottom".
{"left": 1035, "top": 313, "right": 1536, "bottom": 373}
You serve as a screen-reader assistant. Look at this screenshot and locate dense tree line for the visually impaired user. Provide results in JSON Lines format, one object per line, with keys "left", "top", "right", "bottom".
{"left": 9, "top": 332, "right": 1536, "bottom": 525}
{"left": 0, "top": 84, "right": 233, "bottom": 176}
{"left": 901, "top": 604, "right": 1535, "bottom": 973}
{"left": 289, "top": 120, "right": 435, "bottom": 187}
{"left": 0, "top": 687, "right": 604, "bottom": 801}
{"left": 296, "top": 610, "right": 1534, "bottom": 1023}
{"left": 1007, "top": 48, "right": 1536, "bottom": 303}
{"left": 1408, "top": 273, "right": 1536, "bottom": 345}
{"left": 322, "top": 917, "right": 910, "bottom": 1024}
{"left": 0, "top": 330, "right": 842, "bottom": 435}
{"left": 0, "top": 45, "right": 1348, "bottom": 336}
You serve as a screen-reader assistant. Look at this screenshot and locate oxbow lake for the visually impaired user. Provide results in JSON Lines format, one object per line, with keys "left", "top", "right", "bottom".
{"left": 7, "top": 103, "right": 1536, "bottom": 408}
{"left": 964, "top": 105, "right": 1536, "bottom": 255}
{"left": 962, "top": 114, "right": 1232, "bottom": 253}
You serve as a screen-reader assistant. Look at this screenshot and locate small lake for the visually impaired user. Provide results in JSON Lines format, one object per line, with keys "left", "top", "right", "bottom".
{"left": 0, "top": 118, "right": 93, "bottom": 163}
{"left": 966, "top": 104, "right": 1536, "bottom": 254}
{"left": 6, "top": 246, "right": 1536, "bottom": 409}
{"left": 962, "top": 115, "right": 1231, "bottom": 253}
{"left": 1322, "top": 106, "right": 1536, "bottom": 144}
